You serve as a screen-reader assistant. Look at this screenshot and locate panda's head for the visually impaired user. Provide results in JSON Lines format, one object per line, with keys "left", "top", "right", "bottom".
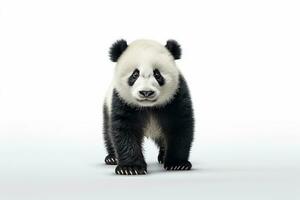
{"left": 110, "top": 39, "right": 181, "bottom": 107}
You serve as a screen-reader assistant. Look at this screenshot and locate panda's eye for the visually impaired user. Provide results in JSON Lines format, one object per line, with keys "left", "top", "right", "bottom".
{"left": 128, "top": 69, "right": 140, "bottom": 86}
{"left": 132, "top": 70, "right": 139, "bottom": 78}
{"left": 153, "top": 69, "right": 162, "bottom": 79}
{"left": 153, "top": 69, "right": 165, "bottom": 86}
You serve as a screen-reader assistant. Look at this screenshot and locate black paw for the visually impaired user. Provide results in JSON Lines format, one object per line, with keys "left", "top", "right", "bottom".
{"left": 164, "top": 161, "right": 192, "bottom": 171}
{"left": 115, "top": 165, "right": 147, "bottom": 175}
{"left": 104, "top": 154, "right": 118, "bottom": 165}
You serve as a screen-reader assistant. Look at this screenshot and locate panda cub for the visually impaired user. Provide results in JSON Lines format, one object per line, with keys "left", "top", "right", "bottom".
{"left": 103, "top": 39, "right": 194, "bottom": 175}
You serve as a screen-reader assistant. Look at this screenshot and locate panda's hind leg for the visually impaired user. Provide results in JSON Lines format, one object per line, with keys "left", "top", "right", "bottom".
{"left": 154, "top": 138, "right": 165, "bottom": 164}
{"left": 103, "top": 105, "right": 117, "bottom": 165}
{"left": 104, "top": 154, "right": 117, "bottom": 165}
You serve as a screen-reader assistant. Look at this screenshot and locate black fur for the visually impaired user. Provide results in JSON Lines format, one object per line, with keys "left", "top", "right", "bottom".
{"left": 154, "top": 138, "right": 166, "bottom": 164}
{"left": 103, "top": 75, "right": 194, "bottom": 175}
{"left": 103, "top": 105, "right": 117, "bottom": 165}
{"left": 165, "top": 40, "right": 182, "bottom": 60}
{"left": 128, "top": 69, "right": 140, "bottom": 86}
{"left": 109, "top": 39, "right": 128, "bottom": 62}
{"left": 153, "top": 69, "right": 165, "bottom": 86}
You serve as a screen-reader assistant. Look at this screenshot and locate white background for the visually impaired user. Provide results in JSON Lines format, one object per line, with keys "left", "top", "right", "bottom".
{"left": 0, "top": 0, "right": 300, "bottom": 199}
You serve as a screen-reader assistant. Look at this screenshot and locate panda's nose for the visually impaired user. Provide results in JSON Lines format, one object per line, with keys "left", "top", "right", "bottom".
{"left": 139, "top": 90, "right": 155, "bottom": 98}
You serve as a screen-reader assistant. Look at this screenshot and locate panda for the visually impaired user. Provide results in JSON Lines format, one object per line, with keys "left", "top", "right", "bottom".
{"left": 102, "top": 39, "right": 194, "bottom": 175}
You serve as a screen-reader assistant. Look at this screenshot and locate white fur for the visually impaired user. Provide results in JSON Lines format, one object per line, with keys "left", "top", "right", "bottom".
{"left": 104, "top": 83, "right": 114, "bottom": 115}
{"left": 111, "top": 39, "right": 180, "bottom": 107}
{"left": 144, "top": 114, "right": 162, "bottom": 139}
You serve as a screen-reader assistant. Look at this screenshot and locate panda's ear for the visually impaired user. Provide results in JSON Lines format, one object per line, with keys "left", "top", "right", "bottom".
{"left": 165, "top": 39, "right": 181, "bottom": 60}
{"left": 109, "top": 39, "right": 128, "bottom": 62}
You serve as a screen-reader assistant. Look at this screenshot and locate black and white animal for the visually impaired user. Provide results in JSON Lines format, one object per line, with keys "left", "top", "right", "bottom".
{"left": 102, "top": 39, "right": 194, "bottom": 175}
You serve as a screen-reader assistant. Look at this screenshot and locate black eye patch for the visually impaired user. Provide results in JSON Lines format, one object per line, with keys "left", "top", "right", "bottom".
{"left": 128, "top": 69, "right": 140, "bottom": 86}
{"left": 153, "top": 69, "right": 165, "bottom": 86}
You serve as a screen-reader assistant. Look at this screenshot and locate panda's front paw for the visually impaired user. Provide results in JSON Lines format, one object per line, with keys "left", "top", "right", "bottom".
{"left": 105, "top": 154, "right": 118, "bottom": 165}
{"left": 115, "top": 165, "right": 147, "bottom": 175}
{"left": 164, "top": 161, "right": 192, "bottom": 171}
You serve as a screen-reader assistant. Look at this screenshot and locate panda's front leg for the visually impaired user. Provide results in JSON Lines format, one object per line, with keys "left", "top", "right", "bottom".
{"left": 111, "top": 117, "right": 147, "bottom": 175}
{"left": 164, "top": 133, "right": 193, "bottom": 171}
{"left": 163, "top": 119, "right": 194, "bottom": 171}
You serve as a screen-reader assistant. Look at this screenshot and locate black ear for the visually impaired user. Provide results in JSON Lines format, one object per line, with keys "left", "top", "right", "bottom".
{"left": 109, "top": 39, "right": 128, "bottom": 62}
{"left": 165, "top": 39, "right": 181, "bottom": 60}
